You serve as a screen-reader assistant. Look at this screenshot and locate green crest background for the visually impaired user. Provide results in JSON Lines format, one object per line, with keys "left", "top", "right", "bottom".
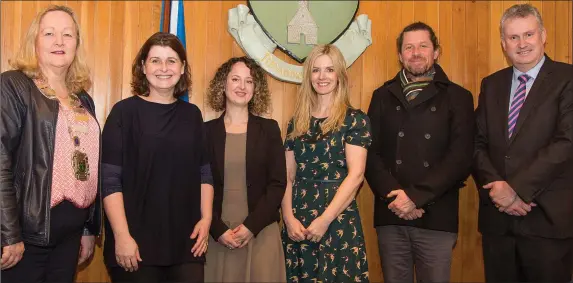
{"left": 248, "top": 0, "right": 359, "bottom": 63}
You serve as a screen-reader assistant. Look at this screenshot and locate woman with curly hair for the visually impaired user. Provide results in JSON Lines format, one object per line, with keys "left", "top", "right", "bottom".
{"left": 204, "top": 56, "right": 287, "bottom": 282}
{"left": 282, "top": 44, "right": 371, "bottom": 282}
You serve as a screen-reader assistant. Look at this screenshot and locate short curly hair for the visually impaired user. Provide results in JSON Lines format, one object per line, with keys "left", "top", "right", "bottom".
{"left": 131, "top": 32, "right": 192, "bottom": 98}
{"left": 207, "top": 57, "right": 271, "bottom": 116}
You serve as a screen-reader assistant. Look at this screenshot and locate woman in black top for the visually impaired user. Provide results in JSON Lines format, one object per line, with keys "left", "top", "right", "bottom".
{"left": 101, "top": 32, "right": 213, "bottom": 283}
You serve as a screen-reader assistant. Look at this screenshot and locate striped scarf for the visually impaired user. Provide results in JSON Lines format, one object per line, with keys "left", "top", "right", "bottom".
{"left": 399, "top": 67, "right": 436, "bottom": 102}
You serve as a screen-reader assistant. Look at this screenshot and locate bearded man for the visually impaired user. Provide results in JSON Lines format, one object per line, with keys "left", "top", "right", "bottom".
{"left": 365, "top": 22, "right": 475, "bottom": 283}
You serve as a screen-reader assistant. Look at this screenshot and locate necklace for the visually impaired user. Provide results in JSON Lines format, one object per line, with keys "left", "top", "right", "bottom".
{"left": 34, "top": 76, "right": 91, "bottom": 181}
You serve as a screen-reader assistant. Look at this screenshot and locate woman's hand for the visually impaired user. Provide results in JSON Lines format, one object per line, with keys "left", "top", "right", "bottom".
{"left": 218, "top": 229, "right": 240, "bottom": 250}
{"left": 190, "top": 217, "right": 211, "bottom": 257}
{"left": 232, "top": 224, "right": 253, "bottom": 248}
{"left": 305, "top": 216, "right": 331, "bottom": 243}
{"left": 1, "top": 241, "right": 25, "bottom": 270}
{"left": 115, "top": 235, "right": 142, "bottom": 272}
{"left": 77, "top": 235, "right": 95, "bottom": 265}
{"left": 284, "top": 216, "right": 307, "bottom": 242}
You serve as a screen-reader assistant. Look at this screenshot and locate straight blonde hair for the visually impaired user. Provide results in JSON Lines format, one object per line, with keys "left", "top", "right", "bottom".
{"left": 10, "top": 5, "right": 92, "bottom": 93}
{"left": 288, "top": 44, "right": 352, "bottom": 139}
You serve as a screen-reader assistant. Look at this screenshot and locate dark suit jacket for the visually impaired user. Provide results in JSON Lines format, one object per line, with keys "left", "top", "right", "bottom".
{"left": 365, "top": 64, "right": 475, "bottom": 233}
{"left": 473, "top": 56, "right": 573, "bottom": 238}
{"left": 205, "top": 113, "right": 286, "bottom": 240}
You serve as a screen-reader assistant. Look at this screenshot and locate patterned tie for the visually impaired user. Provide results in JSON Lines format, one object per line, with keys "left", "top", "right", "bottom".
{"left": 508, "top": 74, "right": 531, "bottom": 138}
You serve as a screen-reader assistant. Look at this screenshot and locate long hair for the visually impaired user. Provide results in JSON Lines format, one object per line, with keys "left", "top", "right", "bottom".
{"left": 288, "top": 44, "right": 352, "bottom": 139}
{"left": 10, "top": 5, "right": 92, "bottom": 93}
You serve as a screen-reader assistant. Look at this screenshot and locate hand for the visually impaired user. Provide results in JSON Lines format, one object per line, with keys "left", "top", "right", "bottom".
{"left": 190, "top": 217, "right": 211, "bottom": 257}
{"left": 398, "top": 208, "right": 425, "bottom": 220}
{"left": 305, "top": 216, "right": 331, "bottom": 243}
{"left": 218, "top": 229, "right": 240, "bottom": 250}
{"left": 1, "top": 241, "right": 25, "bottom": 270}
{"left": 232, "top": 224, "right": 254, "bottom": 249}
{"left": 483, "top": 181, "right": 517, "bottom": 207}
{"left": 284, "top": 216, "right": 307, "bottom": 242}
{"left": 77, "top": 235, "right": 95, "bottom": 265}
{"left": 387, "top": 189, "right": 416, "bottom": 215}
{"left": 499, "top": 197, "right": 537, "bottom": 216}
{"left": 115, "top": 235, "right": 142, "bottom": 272}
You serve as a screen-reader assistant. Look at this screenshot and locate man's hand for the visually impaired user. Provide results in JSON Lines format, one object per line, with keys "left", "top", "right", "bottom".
{"left": 387, "top": 189, "right": 416, "bottom": 215}
{"left": 483, "top": 181, "right": 517, "bottom": 207}
{"left": 398, "top": 208, "right": 426, "bottom": 220}
{"left": 499, "top": 196, "right": 537, "bottom": 216}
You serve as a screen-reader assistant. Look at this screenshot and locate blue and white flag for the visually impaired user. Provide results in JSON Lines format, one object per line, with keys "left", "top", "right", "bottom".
{"left": 161, "top": 0, "right": 188, "bottom": 102}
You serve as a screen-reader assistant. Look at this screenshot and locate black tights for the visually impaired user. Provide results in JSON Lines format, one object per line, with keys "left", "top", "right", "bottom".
{"left": 109, "top": 262, "right": 204, "bottom": 283}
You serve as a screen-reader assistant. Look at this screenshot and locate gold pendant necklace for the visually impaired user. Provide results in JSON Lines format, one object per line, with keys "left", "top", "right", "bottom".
{"left": 34, "top": 76, "right": 90, "bottom": 181}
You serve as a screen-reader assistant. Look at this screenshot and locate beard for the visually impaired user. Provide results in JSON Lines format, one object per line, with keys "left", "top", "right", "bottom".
{"left": 403, "top": 56, "right": 433, "bottom": 77}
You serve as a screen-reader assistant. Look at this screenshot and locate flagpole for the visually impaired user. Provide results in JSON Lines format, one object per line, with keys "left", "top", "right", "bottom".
{"left": 161, "top": 0, "right": 171, "bottom": 32}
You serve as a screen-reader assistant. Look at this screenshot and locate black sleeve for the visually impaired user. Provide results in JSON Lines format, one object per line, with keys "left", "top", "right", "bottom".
{"left": 242, "top": 119, "right": 287, "bottom": 237}
{"left": 101, "top": 104, "right": 124, "bottom": 199}
{"left": 200, "top": 164, "right": 213, "bottom": 186}
{"left": 196, "top": 110, "right": 213, "bottom": 185}
{"left": 197, "top": 109, "right": 210, "bottom": 167}
{"left": 473, "top": 78, "right": 504, "bottom": 203}
{"left": 102, "top": 163, "right": 122, "bottom": 198}
{"left": 0, "top": 72, "right": 27, "bottom": 247}
{"left": 365, "top": 89, "right": 401, "bottom": 200}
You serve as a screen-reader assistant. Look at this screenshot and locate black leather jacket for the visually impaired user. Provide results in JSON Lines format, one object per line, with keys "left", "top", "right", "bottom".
{"left": 0, "top": 70, "right": 102, "bottom": 247}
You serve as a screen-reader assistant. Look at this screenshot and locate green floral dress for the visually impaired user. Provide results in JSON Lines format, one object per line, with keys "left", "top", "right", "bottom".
{"left": 282, "top": 109, "right": 371, "bottom": 283}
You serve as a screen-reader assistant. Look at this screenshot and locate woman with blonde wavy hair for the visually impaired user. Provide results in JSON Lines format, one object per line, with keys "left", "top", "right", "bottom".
{"left": 0, "top": 5, "right": 101, "bottom": 283}
{"left": 281, "top": 44, "right": 371, "bottom": 282}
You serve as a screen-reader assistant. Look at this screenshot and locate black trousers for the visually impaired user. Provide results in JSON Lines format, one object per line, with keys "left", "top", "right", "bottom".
{"left": 1, "top": 200, "right": 89, "bottom": 283}
{"left": 108, "top": 262, "right": 204, "bottom": 283}
{"left": 482, "top": 233, "right": 573, "bottom": 282}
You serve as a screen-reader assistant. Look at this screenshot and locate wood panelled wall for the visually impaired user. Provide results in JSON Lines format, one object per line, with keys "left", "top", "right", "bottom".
{"left": 1, "top": 1, "right": 571, "bottom": 282}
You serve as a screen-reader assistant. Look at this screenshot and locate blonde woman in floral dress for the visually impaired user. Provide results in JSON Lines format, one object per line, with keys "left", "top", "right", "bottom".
{"left": 282, "top": 44, "right": 371, "bottom": 282}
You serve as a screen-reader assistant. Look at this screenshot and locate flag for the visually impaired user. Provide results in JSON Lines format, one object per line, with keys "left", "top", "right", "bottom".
{"left": 161, "top": 0, "right": 188, "bottom": 102}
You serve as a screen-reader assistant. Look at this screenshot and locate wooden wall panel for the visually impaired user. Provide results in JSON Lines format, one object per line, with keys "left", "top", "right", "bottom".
{"left": 1, "top": 1, "right": 571, "bottom": 282}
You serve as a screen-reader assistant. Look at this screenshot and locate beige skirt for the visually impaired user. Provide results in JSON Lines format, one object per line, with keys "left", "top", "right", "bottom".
{"left": 204, "top": 222, "right": 286, "bottom": 282}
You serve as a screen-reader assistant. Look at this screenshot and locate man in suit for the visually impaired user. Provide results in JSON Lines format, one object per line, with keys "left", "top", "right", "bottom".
{"left": 474, "top": 4, "right": 573, "bottom": 282}
{"left": 365, "top": 22, "right": 474, "bottom": 283}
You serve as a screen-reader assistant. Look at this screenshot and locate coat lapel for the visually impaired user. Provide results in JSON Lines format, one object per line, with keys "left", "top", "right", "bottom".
{"left": 245, "top": 114, "right": 259, "bottom": 184}
{"left": 495, "top": 68, "right": 513, "bottom": 143}
{"left": 509, "top": 58, "right": 553, "bottom": 144}
{"left": 407, "top": 83, "right": 438, "bottom": 108}
{"left": 213, "top": 115, "right": 227, "bottom": 185}
{"left": 388, "top": 79, "right": 409, "bottom": 108}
